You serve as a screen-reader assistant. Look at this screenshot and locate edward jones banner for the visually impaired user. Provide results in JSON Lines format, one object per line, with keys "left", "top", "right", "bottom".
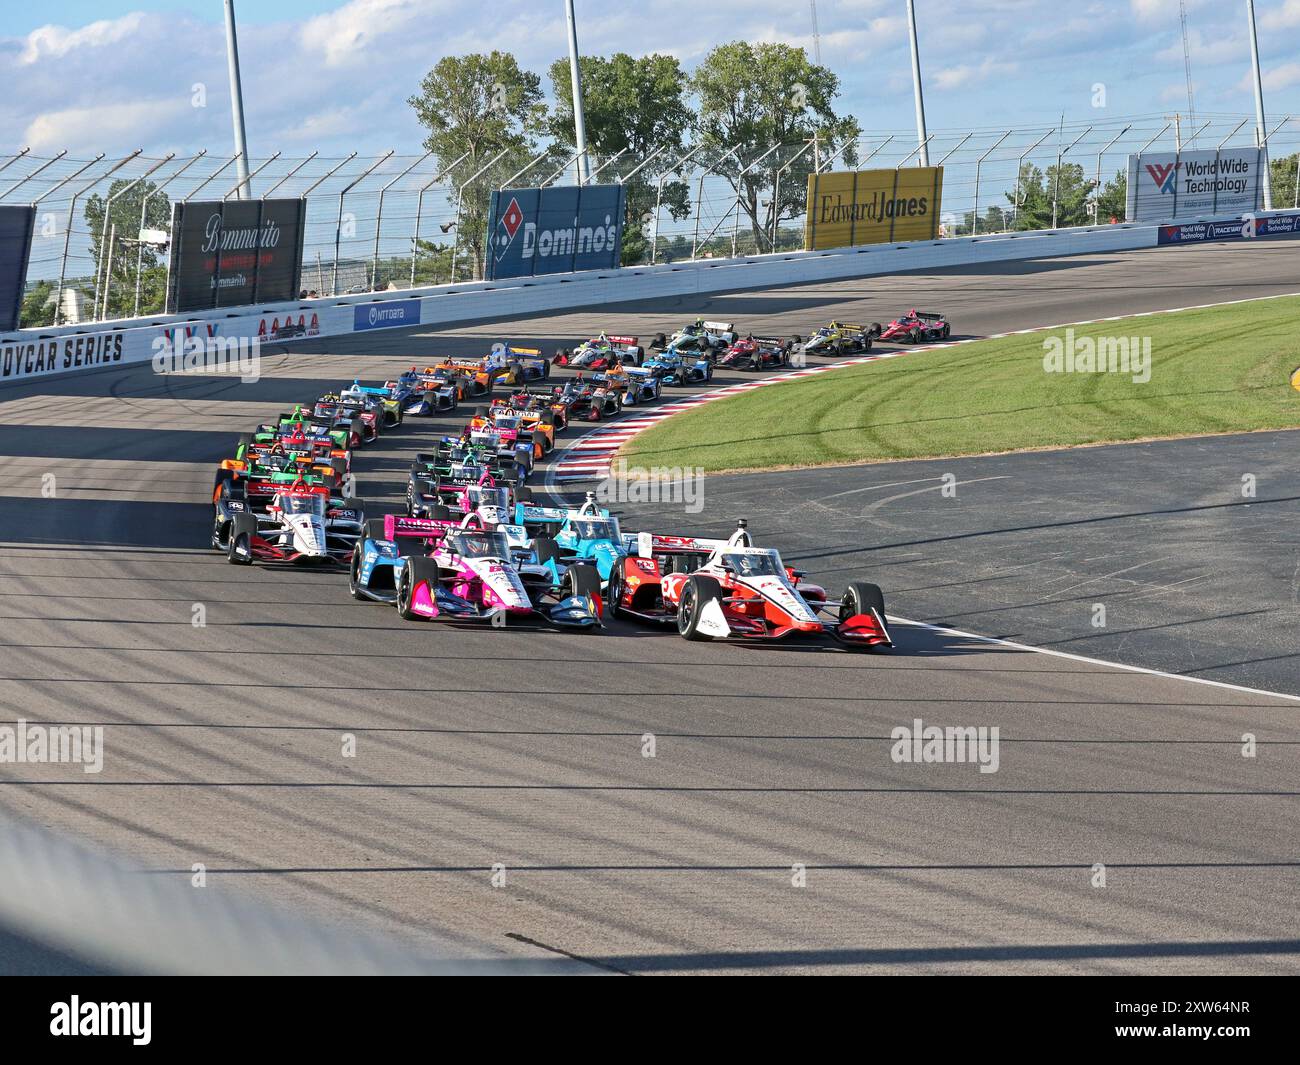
{"left": 485, "top": 184, "right": 625, "bottom": 280}
{"left": 166, "top": 198, "right": 307, "bottom": 313}
{"left": 1125, "top": 148, "right": 1264, "bottom": 222}
{"left": 805, "top": 167, "right": 943, "bottom": 250}
{"left": 0, "top": 205, "right": 36, "bottom": 332}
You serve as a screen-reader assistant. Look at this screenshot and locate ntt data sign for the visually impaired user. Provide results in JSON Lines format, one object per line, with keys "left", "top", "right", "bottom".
{"left": 166, "top": 198, "right": 307, "bottom": 312}
{"left": 805, "top": 167, "right": 943, "bottom": 250}
{"left": 484, "top": 184, "right": 625, "bottom": 281}
{"left": 1126, "top": 148, "right": 1264, "bottom": 222}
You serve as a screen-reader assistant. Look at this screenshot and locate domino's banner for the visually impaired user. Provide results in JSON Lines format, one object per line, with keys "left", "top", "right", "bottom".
{"left": 485, "top": 184, "right": 625, "bottom": 280}
{"left": 1126, "top": 148, "right": 1264, "bottom": 222}
{"left": 1156, "top": 211, "right": 1300, "bottom": 244}
{"left": 0, "top": 206, "right": 36, "bottom": 332}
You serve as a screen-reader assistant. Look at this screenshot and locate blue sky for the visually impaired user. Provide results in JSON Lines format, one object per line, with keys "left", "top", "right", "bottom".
{"left": 3, "top": 1, "right": 1300, "bottom": 157}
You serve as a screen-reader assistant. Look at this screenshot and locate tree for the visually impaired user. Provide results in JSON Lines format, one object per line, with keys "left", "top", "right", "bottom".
{"left": 20, "top": 280, "right": 56, "bottom": 328}
{"left": 1270, "top": 152, "right": 1299, "bottom": 211}
{"left": 1095, "top": 168, "right": 1127, "bottom": 223}
{"left": 548, "top": 52, "right": 694, "bottom": 264}
{"left": 691, "top": 42, "right": 859, "bottom": 252}
{"left": 408, "top": 53, "right": 548, "bottom": 279}
{"left": 1005, "top": 162, "right": 1095, "bottom": 230}
{"left": 83, "top": 179, "right": 171, "bottom": 318}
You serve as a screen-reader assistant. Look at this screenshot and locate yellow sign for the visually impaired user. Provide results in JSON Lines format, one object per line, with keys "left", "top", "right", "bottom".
{"left": 1291, "top": 366, "right": 1300, "bottom": 392}
{"left": 805, "top": 167, "right": 944, "bottom": 250}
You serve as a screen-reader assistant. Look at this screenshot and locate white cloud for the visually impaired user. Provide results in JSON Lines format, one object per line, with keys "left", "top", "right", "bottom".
{"left": 23, "top": 99, "right": 191, "bottom": 152}
{"left": 1261, "top": 0, "right": 1300, "bottom": 30}
{"left": 300, "top": 0, "right": 441, "bottom": 68}
{"left": 19, "top": 13, "right": 146, "bottom": 65}
{"left": 933, "top": 59, "right": 1017, "bottom": 92}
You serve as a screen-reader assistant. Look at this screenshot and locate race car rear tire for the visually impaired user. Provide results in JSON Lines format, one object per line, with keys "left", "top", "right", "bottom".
{"left": 678, "top": 574, "right": 724, "bottom": 641}
{"left": 533, "top": 537, "right": 563, "bottom": 567}
{"left": 227, "top": 514, "right": 257, "bottom": 566}
{"left": 348, "top": 547, "right": 367, "bottom": 600}
{"left": 363, "top": 517, "right": 388, "bottom": 541}
{"left": 515, "top": 486, "right": 532, "bottom": 503}
{"left": 841, "top": 581, "right": 885, "bottom": 621}
{"left": 427, "top": 504, "right": 452, "bottom": 521}
{"left": 909, "top": 328, "right": 922, "bottom": 344}
{"left": 533, "top": 429, "right": 552, "bottom": 456}
{"left": 940, "top": 323, "right": 951, "bottom": 339}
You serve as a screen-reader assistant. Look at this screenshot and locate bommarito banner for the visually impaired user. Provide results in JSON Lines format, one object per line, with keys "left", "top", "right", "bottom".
{"left": 805, "top": 167, "right": 943, "bottom": 250}
{"left": 1125, "top": 148, "right": 1264, "bottom": 222}
{"left": 166, "top": 199, "right": 307, "bottom": 313}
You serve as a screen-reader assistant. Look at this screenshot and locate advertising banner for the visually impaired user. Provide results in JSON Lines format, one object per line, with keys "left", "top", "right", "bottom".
{"left": 485, "top": 184, "right": 625, "bottom": 280}
{"left": 1126, "top": 148, "right": 1264, "bottom": 222}
{"left": 353, "top": 299, "right": 420, "bottom": 331}
{"left": 1155, "top": 210, "right": 1300, "bottom": 244}
{"left": 804, "top": 167, "right": 943, "bottom": 250}
{"left": 0, "top": 206, "right": 36, "bottom": 332}
{"left": 166, "top": 198, "right": 307, "bottom": 312}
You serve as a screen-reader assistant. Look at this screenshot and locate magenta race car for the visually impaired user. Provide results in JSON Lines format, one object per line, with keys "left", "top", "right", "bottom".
{"left": 869, "top": 309, "right": 951, "bottom": 344}
{"left": 372, "top": 515, "right": 601, "bottom": 628}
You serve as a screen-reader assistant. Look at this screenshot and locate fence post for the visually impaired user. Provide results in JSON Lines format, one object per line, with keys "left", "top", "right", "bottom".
{"left": 132, "top": 151, "right": 208, "bottom": 318}
{"left": 54, "top": 151, "right": 141, "bottom": 325}
{"left": 1090, "top": 125, "right": 1130, "bottom": 225}
{"left": 330, "top": 151, "right": 393, "bottom": 296}
{"left": 94, "top": 153, "right": 173, "bottom": 320}
{"left": 370, "top": 151, "right": 431, "bottom": 291}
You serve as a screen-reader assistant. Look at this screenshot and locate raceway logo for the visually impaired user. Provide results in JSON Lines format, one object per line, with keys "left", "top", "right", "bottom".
{"left": 1145, "top": 162, "right": 1178, "bottom": 194}
{"left": 493, "top": 197, "right": 525, "bottom": 262}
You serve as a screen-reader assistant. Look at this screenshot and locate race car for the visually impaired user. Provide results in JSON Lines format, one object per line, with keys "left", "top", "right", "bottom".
{"left": 484, "top": 344, "right": 551, "bottom": 385}
{"left": 554, "top": 333, "right": 644, "bottom": 369}
{"left": 350, "top": 514, "right": 601, "bottom": 628}
{"left": 641, "top": 348, "right": 713, "bottom": 386}
{"left": 717, "top": 335, "right": 794, "bottom": 370}
{"left": 503, "top": 387, "right": 571, "bottom": 431}
{"left": 868, "top": 309, "right": 951, "bottom": 344}
{"left": 605, "top": 519, "right": 892, "bottom": 650}
{"left": 215, "top": 480, "right": 364, "bottom": 567}
{"left": 426, "top": 360, "right": 494, "bottom": 399}
{"left": 510, "top": 494, "right": 625, "bottom": 585}
{"left": 650, "top": 320, "right": 737, "bottom": 360}
{"left": 394, "top": 370, "right": 461, "bottom": 416}
{"left": 258, "top": 407, "right": 360, "bottom": 452}
{"left": 313, "top": 395, "right": 379, "bottom": 445}
{"left": 340, "top": 380, "right": 403, "bottom": 428}
{"left": 553, "top": 374, "right": 624, "bottom": 421}
{"left": 595, "top": 364, "right": 662, "bottom": 406}
{"left": 799, "top": 321, "right": 872, "bottom": 356}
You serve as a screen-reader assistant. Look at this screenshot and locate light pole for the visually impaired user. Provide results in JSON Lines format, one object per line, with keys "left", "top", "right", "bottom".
{"left": 565, "top": 0, "right": 591, "bottom": 185}
{"left": 1246, "top": 0, "right": 1273, "bottom": 209}
{"left": 906, "top": 0, "right": 930, "bottom": 166}
{"left": 223, "top": 0, "right": 253, "bottom": 200}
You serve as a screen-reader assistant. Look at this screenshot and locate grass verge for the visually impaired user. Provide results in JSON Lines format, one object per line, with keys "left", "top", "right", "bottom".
{"left": 621, "top": 295, "right": 1300, "bottom": 473}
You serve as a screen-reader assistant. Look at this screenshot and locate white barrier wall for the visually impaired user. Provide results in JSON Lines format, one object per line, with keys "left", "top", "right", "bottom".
{"left": 0, "top": 221, "right": 1166, "bottom": 384}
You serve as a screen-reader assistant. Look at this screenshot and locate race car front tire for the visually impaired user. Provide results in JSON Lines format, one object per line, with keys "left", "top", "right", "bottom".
{"left": 606, "top": 559, "right": 625, "bottom": 619}
{"left": 348, "top": 547, "right": 368, "bottom": 599}
{"left": 678, "top": 574, "right": 724, "bottom": 641}
{"left": 841, "top": 581, "right": 885, "bottom": 622}
{"left": 227, "top": 514, "right": 257, "bottom": 566}
{"left": 398, "top": 557, "right": 439, "bottom": 620}
{"left": 562, "top": 564, "right": 601, "bottom": 604}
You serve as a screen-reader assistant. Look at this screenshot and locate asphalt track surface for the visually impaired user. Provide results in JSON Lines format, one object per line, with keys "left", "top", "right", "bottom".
{"left": 1, "top": 240, "right": 1298, "bottom": 975}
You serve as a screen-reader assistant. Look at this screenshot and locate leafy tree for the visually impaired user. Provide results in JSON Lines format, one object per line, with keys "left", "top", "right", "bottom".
{"left": 408, "top": 53, "right": 548, "bottom": 279}
{"left": 20, "top": 280, "right": 56, "bottom": 328}
{"left": 548, "top": 52, "right": 694, "bottom": 264}
{"left": 691, "top": 42, "right": 859, "bottom": 251}
{"left": 1095, "top": 168, "right": 1127, "bottom": 223}
{"left": 83, "top": 179, "right": 171, "bottom": 318}
{"left": 1005, "top": 162, "right": 1095, "bottom": 230}
{"left": 1270, "top": 152, "right": 1299, "bottom": 211}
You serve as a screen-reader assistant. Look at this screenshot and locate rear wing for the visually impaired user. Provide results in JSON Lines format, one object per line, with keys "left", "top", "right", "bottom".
{"left": 382, "top": 514, "right": 452, "bottom": 541}
{"left": 914, "top": 311, "right": 945, "bottom": 321}
{"left": 749, "top": 335, "right": 788, "bottom": 346}
{"left": 603, "top": 335, "right": 638, "bottom": 347}
{"left": 701, "top": 321, "right": 734, "bottom": 333}
{"left": 514, "top": 502, "right": 611, "bottom": 526}
{"left": 619, "top": 532, "right": 729, "bottom": 558}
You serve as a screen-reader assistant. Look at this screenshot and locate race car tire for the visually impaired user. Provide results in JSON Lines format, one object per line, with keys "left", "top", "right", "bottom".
{"left": 348, "top": 547, "right": 368, "bottom": 600}
{"left": 678, "top": 574, "right": 724, "bottom": 640}
{"left": 427, "top": 504, "right": 452, "bottom": 521}
{"left": 606, "top": 559, "right": 625, "bottom": 619}
{"left": 940, "top": 323, "right": 951, "bottom": 339}
{"left": 841, "top": 581, "right": 886, "bottom": 621}
{"left": 212, "top": 468, "right": 234, "bottom": 500}
{"left": 227, "top": 514, "right": 257, "bottom": 566}
{"left": 397, "top": 557, "right": 439, "bottom": 621}
{"left": 533, "top": 536, "right": 563, "bottom": 567}
{"left": 909, "top": 327, "right": 923, "bottom": 344}
{"left": 515, "top": 486, "right": 532, "bottom": 503}
{"left": 562, "top": 563, "right": 601, "bottom": 603}
{"left": 533, "top": 429, "right": 552, "bottom": 456}
{"left": 652, "top": 333, "right": 666, "bottom": 351}
{"left": 363, "top": 517, "right": 388, "bottom": 541}
{"left": 791, "top": 335, "right": 802, "bottom": 346}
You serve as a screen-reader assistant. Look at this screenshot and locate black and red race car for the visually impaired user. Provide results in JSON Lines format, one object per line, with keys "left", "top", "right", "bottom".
{"left": 869, "top": 309, "right": 951, "bottom": 344}
{"left": 606, "top": 520, "right": 892, "bottom": 651}
{"left": 716, "top": 335, "right": 794, "bottom": 370}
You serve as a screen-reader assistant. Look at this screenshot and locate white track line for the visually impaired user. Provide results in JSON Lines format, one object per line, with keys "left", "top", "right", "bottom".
{"left": 893, "top": 616, "right": 1300, "bottom": 705}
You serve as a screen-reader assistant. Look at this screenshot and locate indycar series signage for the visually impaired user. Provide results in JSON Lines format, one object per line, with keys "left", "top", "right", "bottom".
{"left": 1125, "top": 148, "right": 1264, "bottom": 222}
{"left": 804, "top": 167, "right": 943, "bottom": 250}
{"left": 166, "top": 198, "right": 307, "bottom": 313}
{"left": 1155, "top": 211, "right": 1300, "bottom": 244}
{"left": 485, "top": 184, "right": 626, "bottom": 281}
{"left": 0, "top": 205, "right": 36, "bottom": 332}
{"left": 1, "top": 331, "right": 123, "bottom": 381}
